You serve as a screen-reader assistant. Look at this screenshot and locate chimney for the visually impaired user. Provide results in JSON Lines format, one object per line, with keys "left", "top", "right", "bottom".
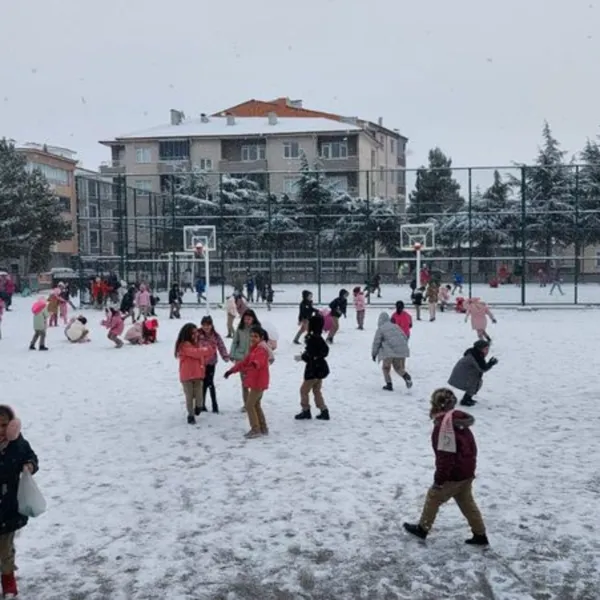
{"left": 289, "top": 99, "right": 303, "bottom": 109}
{"left": 378, "top": 117, "right": 383, "bottom": 126}
{"left": 200, "top": 113, "right": 209, "bottom": 123}
{"left": 226, "top": 114, "right": 235, "bottom": 126}
{"left": 267, "top": 112, "right": 278, "bottom": 125}
{"left": 170, "top": 109, "right": 183, "bottom": 126}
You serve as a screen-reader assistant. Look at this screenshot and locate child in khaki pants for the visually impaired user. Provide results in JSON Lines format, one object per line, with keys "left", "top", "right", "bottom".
{"left": 175, "top": 323, "right": 214, "bottom": 425}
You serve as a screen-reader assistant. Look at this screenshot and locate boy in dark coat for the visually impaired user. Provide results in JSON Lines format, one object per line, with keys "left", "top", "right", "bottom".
{"left": 403, "top": 388, "right": 488, "bottom": 545}
{"left": 411, "top": 286, "right": 424, "bottom": 321}
{"left": 295, "top": 314, "right": 330, "bottom": 421}
{"left": 120, "top": 286, "right": 136, "bottom": 322}
{"left": 448, "top": 340, "right": 498, "bottom": 406}
{"left": 293, "top": 290, "right": 317, "bottom": 344}
{"left": 0, "top": 405, "right": 39, "bottom": 597}
{"left": 326, "top": 288, "right": 348, "bottom": 343}
{"left": 168, "top": 283, "right": 183, "bottom": 319}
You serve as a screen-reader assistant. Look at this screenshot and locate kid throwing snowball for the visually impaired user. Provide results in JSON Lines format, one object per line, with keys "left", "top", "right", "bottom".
{"left": 448, "top": 340, "right": 498, "bottom": 406}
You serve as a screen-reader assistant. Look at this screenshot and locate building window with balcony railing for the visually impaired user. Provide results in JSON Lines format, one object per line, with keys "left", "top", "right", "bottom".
{"left": 135, "top": 147, "right": 152, "bottom": 163}
{"left": 89, "top": 230, "right": 100, "bottom": 252}
{"left": 158, "top": 140, "right": 190, "bottom": 161}
{"left": 241, "top": 145, "right": 266, "bottom": 162}
{"left": 133, "top": 180, "right": 153, "bottom": 195}
{"left": 283, "top": 142, "right": 301, "bottom": 159}
{"left": 320, "top": 141, "right": 348, "bottom": 159}
{"left": 198, "top": 158, "right": 213, "bottom": 171}
{"left": 57, "top": 196, "right": 71, "bottom": 213}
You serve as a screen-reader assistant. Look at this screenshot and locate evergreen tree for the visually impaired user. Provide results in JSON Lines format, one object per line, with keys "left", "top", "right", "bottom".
{"left": 407, "top": 148, "right": 464, "bottom": 222}
{"left": 0, "top": 138, "right": 71, "bottom": 271}
{"left": 578, "top": 138, "right": 600, "bottom": 246}
{"left": 521, "top": 122, "right": 575, "bottom": 256}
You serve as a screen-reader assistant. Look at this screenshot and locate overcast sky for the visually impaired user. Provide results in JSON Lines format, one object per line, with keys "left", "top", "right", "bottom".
{"left": 1, "top": 0, "right": 599, "bottom": 179}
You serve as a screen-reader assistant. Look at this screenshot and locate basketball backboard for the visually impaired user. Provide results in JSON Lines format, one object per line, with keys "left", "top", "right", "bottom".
{"left": 400, "top": 223, "right": 435, "bottom": 252}
{"left": 183, "top": 225, "right": 217, "bottom": 253}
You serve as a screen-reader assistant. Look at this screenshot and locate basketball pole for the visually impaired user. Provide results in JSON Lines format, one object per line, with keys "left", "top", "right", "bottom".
{"left": 204, "top": 249, "right": 210, "bottom": 314}
{"left": 415, "top": 243, "right": 422, "bottom": 289}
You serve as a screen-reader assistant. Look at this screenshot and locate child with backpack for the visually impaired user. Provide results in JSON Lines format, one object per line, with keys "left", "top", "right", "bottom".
{"left": 197, "top": 315, "right": 230, "bottom": 414}
{"left": 175, "top": 323, "right": 215, "bottom": 424}
{"left": 0, "top": 405, "right": 40, "bottom": 598}
{"left": 101, "top": 308, "right": 124, "bottom": 348}
{"left": 353, "top": 286, "right": 366, "bottom": 330}
{"left": 225, "top": 325, "right": 271, "bottom": 438}
{"left": 294, "top": 314, "right": 330, "bottom": 421}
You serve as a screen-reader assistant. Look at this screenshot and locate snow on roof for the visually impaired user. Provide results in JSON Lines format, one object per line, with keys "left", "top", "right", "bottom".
{"left": 112, "top": 117, "right": 362, "bottom": 141}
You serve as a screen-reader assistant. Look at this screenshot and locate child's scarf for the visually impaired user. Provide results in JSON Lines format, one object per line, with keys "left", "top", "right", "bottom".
{"left": 436, "top": 409, "right": 456, "bottom": 453}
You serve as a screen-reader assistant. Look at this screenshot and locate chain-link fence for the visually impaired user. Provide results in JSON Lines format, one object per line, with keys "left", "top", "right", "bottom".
{"left": 74, "top": 165, "right": 600, "bottom": 305}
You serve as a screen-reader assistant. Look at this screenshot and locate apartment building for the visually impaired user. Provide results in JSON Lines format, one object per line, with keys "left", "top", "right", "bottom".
{"left": 99, "top": 108, "right": 408, "bottom": 203}
{"left": 17, "top": 143, "right": 78, "bottom": 267}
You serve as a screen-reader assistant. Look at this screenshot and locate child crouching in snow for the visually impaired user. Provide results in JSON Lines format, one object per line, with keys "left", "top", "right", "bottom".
{"left": 65, "top": 316, "right": 90, "bottom": 343}
{"left": 101, "top": 308, "right": 124, "bottom": 348}
{"left": 403, "top": 388, "right": 488, "bottom": 546}
{"left": 0, "top": 405, "right": 39, "bottom": 597}
{"left": 225, "top": 326, "right": 271, "bottom": 438}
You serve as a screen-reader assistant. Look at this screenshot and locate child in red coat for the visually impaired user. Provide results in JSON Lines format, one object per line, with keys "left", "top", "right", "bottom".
{"left": 101, "top": 308, "right": 124, "bottom": 348}
{"left": 403, "top": 388, "right": 488, "bottom": 545}
{"left": 225, "top": 326, "right": 271, "bottom": 438}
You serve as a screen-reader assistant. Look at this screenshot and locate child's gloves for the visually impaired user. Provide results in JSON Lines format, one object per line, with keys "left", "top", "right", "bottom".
{"left": 492, "top": 318, "right": 497, "bottom": 324}
{"left": 488, "top": 357, "right": 498, "bottom": 367}
{"left": 294, "top": 355, "right": 302, "bottom": 362}
{"left": 224, "top": 369, "right": 233, "bottom": 379}
{"left": 372, "top": 355, "right": 376, "bottom": 362}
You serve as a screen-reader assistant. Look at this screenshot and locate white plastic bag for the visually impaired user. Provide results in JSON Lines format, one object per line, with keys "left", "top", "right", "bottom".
{"left": 17, "top": 471, "right": 46, "bottom": 518}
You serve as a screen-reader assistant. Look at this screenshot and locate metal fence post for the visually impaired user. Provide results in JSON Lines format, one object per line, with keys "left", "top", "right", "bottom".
{"left": 170, "top": 175, "right": 177, "bottom": 288}
{"left": 116, "top": 176, "right": 125, "bottom": 280}
{"left": 219, "top": 174, "right": 225, "bottom": 303}
{"left": 574, "top": 165, "right": 580, "bottom": 305}
{"left": 366, "top": 171, "right": 371, "bottom": 305}
{"left": 267, "top": 181, "right": 273, "bottom": 290}
{"left": 467, "top": 167, "right": 473, "bottom": 299}
{"left": 520, "top": 166, "right": 527, "bottom": 306}
{"left": 316, "top": 171, "right": 322, "bottom": 304}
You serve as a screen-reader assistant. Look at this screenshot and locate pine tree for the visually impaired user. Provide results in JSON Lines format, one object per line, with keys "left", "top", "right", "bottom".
{"left": 522, "top": 122, "right": 575, "bottom": 257}
{"left": 0, "top": 138, "right": 71, "bottom": 271}
{"left": 578, "top": 138, "right": 600, "bottom": 246}
{"left": 407, "top": 148, "right": 464, "bottom": 223}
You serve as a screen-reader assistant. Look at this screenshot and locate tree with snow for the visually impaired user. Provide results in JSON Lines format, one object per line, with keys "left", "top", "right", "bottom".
{"left": 578, "top": 138, "right": 600, "bottom": 246}
{"left": 0, "top": 138, "right": 72, "bottom": 272}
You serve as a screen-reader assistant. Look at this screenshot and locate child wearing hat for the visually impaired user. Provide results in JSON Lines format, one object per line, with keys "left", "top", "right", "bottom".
{"left": 403, "top": 388, "right": 488, "bottom": 545}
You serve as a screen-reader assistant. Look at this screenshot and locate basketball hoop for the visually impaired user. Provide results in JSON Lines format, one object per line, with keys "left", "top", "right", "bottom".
{"left": 194, "top": 242, "right": 204, "bottom": 258}
{"left": 413, "top": 242, "right": 422, "bottom": 252}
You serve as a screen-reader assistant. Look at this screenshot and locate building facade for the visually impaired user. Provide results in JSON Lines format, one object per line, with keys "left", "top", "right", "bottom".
{"left": 17, "top": 143, "right": 78, "bottom": 267}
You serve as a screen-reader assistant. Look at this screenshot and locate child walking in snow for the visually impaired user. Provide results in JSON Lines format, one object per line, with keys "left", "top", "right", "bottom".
{"left": 293, "top": 290, "right": 317, "bottom": 344}
{"left": 412, "top": 287, "right": 424, "bottom": 321}
{"left": 175, "top": 323, "right": 215, "bottom": 424}
{"left": 448, "top": 340, "right": 498, "bottom": 406}
{"left": 30, "top": 299, "right": 49, "bottom": 351}
{"left": 426, "top": 282, "right": 439, "bottom": 322}
{"left": 135, "top": 284, "right": 151, "bottom": 320}
{"left": 230, "top": 310, "right": 261, "bottom": 410}
{"left": 101, "top": 308, "right": 124, "bottom": 348}
{"left": 403, "top": 388, "right": 488, "bottom": 546}
{"left": 225, "top": 325, "right": 271, "bottom": 438}
{"left": 294, "top": 314, "right": 330, "bottom": 421}
{"left": 372, "top": 311, "right": 412, "bottom": 391}
{"left": 391, "top": 301, "right": 412, "bottom": 338}
{"left": 120, "top": 286, "right": 136, "bottom": 323}
{"left": 326, "top": 288, "right": 349, "bottom": 343}
{"left": 168, "top": 283, "right": 183, "bottom": 319}
{"left": 197, "top": 315, "right": 230, "bottom": 414}
{"left": 225, "top": 295, "right": 237, "bottom": 338}
{"left": 353, "top": 286, "right": 366, "bottom": 330}
{"left": 0, "top": 405, "right": 40, "bottom": 598}
{"left": 47, "top": 291, "right": 60, "bottom": 327}
{"left": 465, "top": 298, "right": 496, "bottom": 342}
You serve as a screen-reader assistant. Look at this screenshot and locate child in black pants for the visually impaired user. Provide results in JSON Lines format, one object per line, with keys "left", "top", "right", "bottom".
{"left": 197, "top": 315, "right": 230, "bottom": 413}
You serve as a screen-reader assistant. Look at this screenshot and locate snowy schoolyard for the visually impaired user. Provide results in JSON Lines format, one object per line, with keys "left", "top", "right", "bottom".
{"left": 1, "top": 296, "right": 599, "bottom": 599}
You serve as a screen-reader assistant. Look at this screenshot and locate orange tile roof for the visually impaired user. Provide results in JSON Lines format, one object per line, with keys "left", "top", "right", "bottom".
{"left": 212, "top": 97, "right": 344, "bottom": 121}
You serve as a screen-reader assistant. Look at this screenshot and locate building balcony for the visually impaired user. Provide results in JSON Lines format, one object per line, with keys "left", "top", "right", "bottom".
{"left": 157, "top": 159, "right": 191, "bottom": 174}
{"left": 99, "top": 160, "right": 125, "bottom": 175}
{"left": 218, "top": 159, "right": 268, "bottom": 173}
{"left": 318, "top": 155, "right": 359, "bottom": 172}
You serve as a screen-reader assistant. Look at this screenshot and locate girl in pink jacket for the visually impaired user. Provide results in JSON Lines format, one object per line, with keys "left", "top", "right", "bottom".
{"left": 135, "top": 284, "right": 151, "bottom": 319}
{"left": 101, "top": 308, "right": 125, "bottom": 348}
{"left": 353, "top": 286, "right": 366, "bottom": 330}
{"left": 465, "top": 298, "right": 496, "bottom": 342}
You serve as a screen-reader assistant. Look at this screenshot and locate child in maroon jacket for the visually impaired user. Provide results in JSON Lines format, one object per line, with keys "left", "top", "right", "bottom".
{"left": 403, "top": 388, "right": 488, "bottom": 545}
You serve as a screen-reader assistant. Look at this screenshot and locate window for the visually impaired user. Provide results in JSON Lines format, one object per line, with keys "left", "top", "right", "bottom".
{"left": 89, "top": 204, "right": 99, "bottom": 219}
{"left": 283, "top": 141, "right": 300, "bottom": 159}
{"left": 135, "top": 147, "right": 152, "bottom": 163}
{"left": 398, "top": 141, "right": 406, "bottom": 155}
{"left": 158, "top": 140, "right": 190, "bottom": 161}
{"left": 57, "top": 196, "right": 71, "bottom": 212}
{"left": 241, "top": 145, "right": 266, "bottom": 161}
{"left": 283, "top": 177, "right": 299, "bottom": 196}
{"left": 390, "top": 170, "right": 395, "bottom": 184}
{"left": 198, "top": 158, "right": 213, "bottom": 171}
{"left": 133, "top": 180, "right": 153, "bottom": 195}
{"left": 380, "top": 167, "right": 385, "bottom": 181}
{"left": 327, "top": 176, "right": 348, "bottom": 192}
{"left": 89, "top": 230, "right": 99, "bottom": 250}
{"left": 371, "top": 150, "right": 376, "bottom": 168}
{"left": 390, "top": 139, "right": 395, "bottom": 154}
{"left": 320, "top": 141, "right": 348, "bottom": 159}
{"left": 28, "top": 162, "right": 70, "bottom": 185}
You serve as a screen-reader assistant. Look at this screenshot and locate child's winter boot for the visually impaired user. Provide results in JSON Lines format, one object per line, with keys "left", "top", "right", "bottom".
{"left": 460, "top": 394, "right": 476, "bottom": 407}
{"left": 187, "top": 415, "right": 196, "bottom": 425}
{"left": 403, "top": 523, "right": 428, "bottom": 540}
{"left": 211, "top": 399, "right": 219, "bottom": 414}
{"left": 383, "top": 382, "right": 393, "bottom": 391}
{"left": 316, "top": 409, "right": 330, "bottom": 421}
{"left": 39, "top": 345, "right": 49, "bottom": 351}
{"left": 295, "top": 409, "right": 312, "bottom": 420}
{"left": 1, "top": 572, "right": 18, "bottom": 597}
{"left": 465, "top": 533, "right": 489, "bottom": 546}
{"left": 402, "top": 373, "right": 413, "bottom": 389}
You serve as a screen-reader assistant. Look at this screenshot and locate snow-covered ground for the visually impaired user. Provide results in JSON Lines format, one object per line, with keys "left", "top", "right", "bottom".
{"left": 1, "top": 297, "right": 599, "bottom": 599}
{"left": 185, "top": 281, "right": 600, "bottom": 307}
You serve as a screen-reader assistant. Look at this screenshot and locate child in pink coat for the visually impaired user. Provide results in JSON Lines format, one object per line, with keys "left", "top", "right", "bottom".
{"left": 101, "top": 308, "right": 125, "bottom": 348}
{"left": 135, "top": 284, "right": 151, "bottom": 319}
{"left": 465, "top": 298, "right": 496, "bottom": 342}
{"left": 353, "top": 286, "right": 366, "bottom": 330}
